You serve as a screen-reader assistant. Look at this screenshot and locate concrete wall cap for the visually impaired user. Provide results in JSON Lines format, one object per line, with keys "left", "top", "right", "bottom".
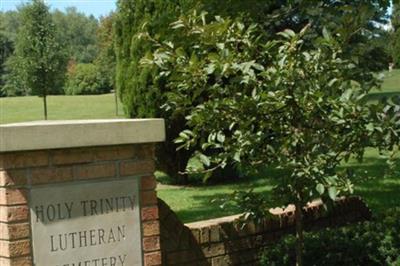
{"left": 0, "top": 119, "right": 165, "bottom": 152}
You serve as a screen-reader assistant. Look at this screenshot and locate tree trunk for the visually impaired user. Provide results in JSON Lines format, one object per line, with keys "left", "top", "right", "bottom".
{"left": 295, "top": 201, "right": 304, "bottom": 266}
{"left": 43, "top": 95, "right": 48, "bottom": 120}
{"left": 114, "top": 87, "right": 119, "bottom": 116}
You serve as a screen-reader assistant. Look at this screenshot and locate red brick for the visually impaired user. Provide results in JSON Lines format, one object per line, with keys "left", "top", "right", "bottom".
{"left": 75, "top": 163, "right": 116, "bottom": 180}
{"left": 143, "top": 236, "right": 160, "bottom": 252}
{"left": 200, "top": 227, "right": 210, "bottom": 244}
{"left": 190, "top": 228, "right": 201, "bottom": 243}
{"left": 94, "top": 145, "right": 137, "bottom": 161}
{"left": 0, "top": 188, "right": 27, "bottom": 205}
{"left": 210, "top": 225, "right": 221, "bottom": 242}
{"left": 0, "top": 256, "right": 32, "bottom": 266}
{"left": 141, "top": 206, "right": 159, "bottom": 221}
{"left": 0, "top": 223, "right": 30, "bottom": 240}
{"left": 141, "top": 176, "right": 157, "bottom": 190}
{"left": 0, "top": 205, "right": 29, "bottom": 222}
{"left": 144, "top": 251, "right": 162, "bottom": 266}
{"left": 212, "top": 255, "right": 232, "bottom": 266}
{"left": 0, "top": 151, "right": 48, "bottom": 170}
{"left": 202, "top": 243, "right": 225, "bottom": 258}
{"left": 120, "top": 160, "right": 154, "bottom": 177}
{"left": 31, "top": 167, "right": 73, "bottom": 185}
{"left": 143, "top": 221, "right": 160, "bottom": 237}
{"left": 51, "top": 149, "right": 94, "bottom": 165}
{"left": 141, "top": 191, "right": 157, "bottom": 206}
{"left": 137, "top": 144, "right": 155, "bottom": 160}
{"left": 0, "top": 239, "right": 31, "bottom": 258}
{"left": 0, "top": 170, "right": 27, "bottom": 187}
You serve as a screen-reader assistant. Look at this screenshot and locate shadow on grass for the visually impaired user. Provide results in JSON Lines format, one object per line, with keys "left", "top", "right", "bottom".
{"left": 343, "top": 157, "right": 400, "bottom": 213}
{"left": 356, "top": 180, "right": 400, "bottom": 212}
{"left": 366, "top": 92, "right": 400, "bottom": 104}
{"left": 174, "top": 188, "right": 279, "bottom": 223}
{"left": 159, "top": 154, "right": 399, "bottom": 223}
{"left": 175, "top": 192, "right": 241, "bottom": 223}
{"left": 160, "top": 172, "right": 281, "bottom": 223}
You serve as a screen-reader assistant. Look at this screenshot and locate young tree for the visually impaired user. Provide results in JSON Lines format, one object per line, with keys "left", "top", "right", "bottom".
{"left": 144, "top": 13, "right": 400, "bottom": 265}
{"left": 9, "top": 0, "right": 67, "bottom": 119}
{"left": 94, "top": 13, "right": 116, "bottom": 94}
{"left": 115, "top": 0, "right": 391, "bottom": 183}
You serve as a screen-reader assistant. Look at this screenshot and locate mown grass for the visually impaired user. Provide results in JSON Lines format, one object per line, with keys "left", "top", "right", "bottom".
{"left": 369, "top": 70, "right": 400, "bottom": 103}
{"left": 157, "top": 148, "right": 400, "bottom": 223}
{"left": 0, "top": 93, "right": 125, "bottom": 124}
{"left": 380, "top": 69, "right": 400, "bottom": 93}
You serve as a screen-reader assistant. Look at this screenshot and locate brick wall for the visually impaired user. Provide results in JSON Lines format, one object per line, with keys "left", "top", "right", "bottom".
{"left": 158, "top": 197, "right": 371, "bottom": 266}
{"left": 0, "top": 144, "right": 162, "bottom": 266}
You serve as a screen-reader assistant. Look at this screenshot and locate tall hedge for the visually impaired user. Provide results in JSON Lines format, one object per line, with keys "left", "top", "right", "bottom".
{"left": 114, "top": 0, "right": 391, "bottom": 183}
{"left": 115, "top": 0, "right": 249, "bottom": 183}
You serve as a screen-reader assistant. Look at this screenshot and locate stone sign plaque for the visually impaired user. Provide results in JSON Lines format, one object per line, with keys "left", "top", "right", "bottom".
{"left": 30, "top": 179, "right": 143, "bottom": 266}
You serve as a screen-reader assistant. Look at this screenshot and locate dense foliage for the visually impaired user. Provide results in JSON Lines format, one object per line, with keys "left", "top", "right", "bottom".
{"left": 65, "top": 63, "right": 111, "bottom": 95}
{"left": 260, "top": 208, "right": 400, "bottom": 266}
{"left": 52, "top": 7, "right": 99, "bottom": 64}
{"left": 391, "top": 3, "right": 400, "bottom": 67}
{"left": 0, "top": 6, "right": 114, "bottom": 97}
{"left": 0, "top": 12, "right": 18, "bottom": 96}
{"left": 144, "top": 12, "right": 400, "bottom": 264}
{"left": 115, "top": 0, "right": 392, "bottom": 183}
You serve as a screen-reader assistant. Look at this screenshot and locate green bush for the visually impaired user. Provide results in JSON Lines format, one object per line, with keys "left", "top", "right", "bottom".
{"left": 65, "top": 63, "right": 111, "bottom": 95}
{"left": 260, "top": 209, "right": 400, "bottom": 266}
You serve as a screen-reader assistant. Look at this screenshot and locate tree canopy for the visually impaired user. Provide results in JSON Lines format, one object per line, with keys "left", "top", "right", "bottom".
{"left": 0, "top": 5, "right": 116, "bottom": 97}
{"left": 6, "top": 0, "right": 67, "bottom": 119}
{"left": 144, "top": 12, "right": 400, "bottom": 265}
{"left": 115, "top": 0, "right": 393, "bottom": 183}
{"left": 52, "top": 7, "right": 99, "bottom": 64}
{"left": 391, "top": 2, "right": 400, "bottom": 67}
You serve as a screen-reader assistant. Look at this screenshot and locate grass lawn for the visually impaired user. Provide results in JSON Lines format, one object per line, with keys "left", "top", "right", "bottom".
{"left": 380, "top": 69, "right": 400, "bottom": 93}
{"left": 369, "top": 69, "right": 400, "bottom": 102}
{"left": 157, "top": 175, "right": 277, "bottom": 223}
{"left": 0, "top": 93, "right": 125, "bottom": 124}
{"left": 158, "top": 148, "right": 400, "bottom": 223}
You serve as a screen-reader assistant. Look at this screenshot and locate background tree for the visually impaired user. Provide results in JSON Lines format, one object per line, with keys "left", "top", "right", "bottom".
{"left": 94, "top": 13, "right": 116, "bottom": 94}
{"left": 52, "top": 7, "right": 98, "bottom": 64}
{"left": 0, "top": 11, "right": 21, "bottom": 96}
{"left": 115, "top": 0, "right": 391, "bottom": 183}
{"left": 1, "top": 8, "right": 100, "bottom": 97}
{"left": 391, "top": 2, "right": 400, "bottom": 67}
{"left": 65, "top": 63, "right": 111, "bottom": 95}
{"left": 0, "top": 31, "right": 14, "bottom": 96}
{"left": 6, "top": 0, "right": 67, "bottom": 119}
{"left": 144, "top": 13, "right": 399, "bottom": 265}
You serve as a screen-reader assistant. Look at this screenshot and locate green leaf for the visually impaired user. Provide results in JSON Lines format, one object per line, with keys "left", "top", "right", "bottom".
{"left": 366, "top": 123, "right": 374, "bottom": 132}
{"left": 217, "top": 132, "right": 225, "bottom": 143}
{"left": 322, "top": 27, "right": 331, "bottom": 41}
{"left": 341, "top": 89, "right": 353, "bottom": 101}
{"left": 199, "top": 153, "right": 211, "bottom": 167}
{"left": 316, "top": 184, "right": 325, "bottom": 195}
{"left": 278, "top": 29, "right": 296, "bottom": 39}
{"left": 233, "top": 152, "right": 241, "bottom": 162}
{"left": 328, "top": 187, "right": 337, "bottom": 200}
